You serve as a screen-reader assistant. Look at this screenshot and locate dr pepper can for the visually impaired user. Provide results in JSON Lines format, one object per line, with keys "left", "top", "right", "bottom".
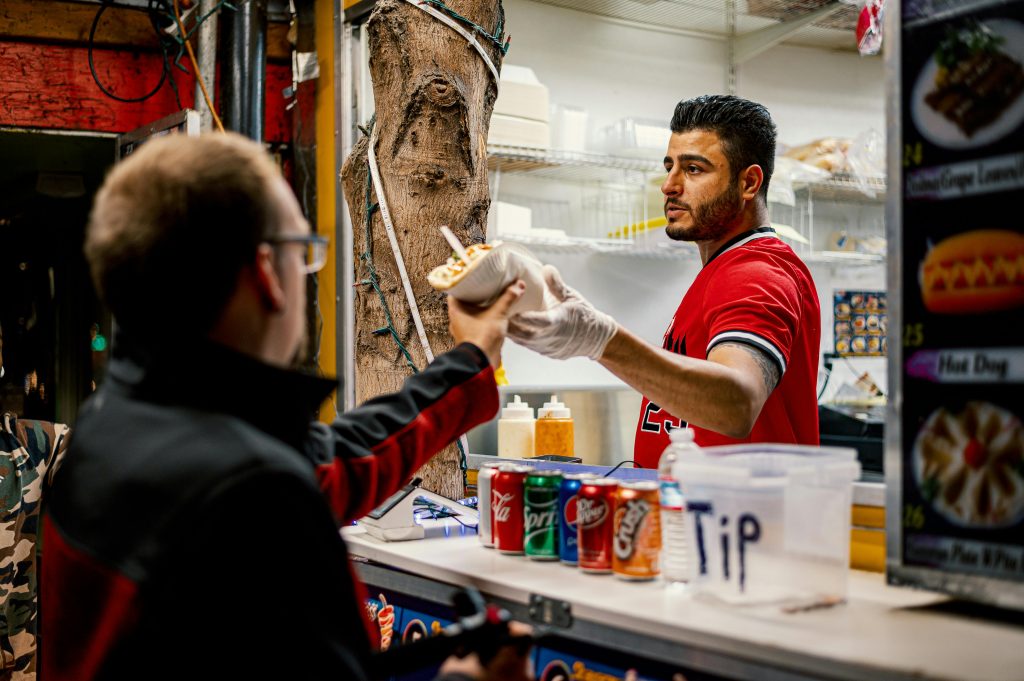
{"left": 577, "top": 478, "right": 618, "bottom": 574}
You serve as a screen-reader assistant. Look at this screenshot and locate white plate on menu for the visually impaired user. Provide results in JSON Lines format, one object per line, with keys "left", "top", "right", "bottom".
{"left": 911, "top": 19, "right": 1024, "bottom": 150}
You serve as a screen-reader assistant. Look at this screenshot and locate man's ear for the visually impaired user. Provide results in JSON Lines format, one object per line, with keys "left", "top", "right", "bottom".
{"left": 740, "top": 164, "right": 764, "bottom": 201}
{"left": 253, "top": 243, "right": 287, "bottom": 313}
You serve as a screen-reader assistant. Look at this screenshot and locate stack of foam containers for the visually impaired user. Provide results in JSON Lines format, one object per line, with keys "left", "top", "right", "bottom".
{"left": 488, "top": 65, "right": 550, "bottom": 149}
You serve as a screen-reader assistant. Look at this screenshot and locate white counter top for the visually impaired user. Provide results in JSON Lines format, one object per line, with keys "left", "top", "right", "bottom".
{"left": 343, "top": 527, "right": 1024, "bottom": 681}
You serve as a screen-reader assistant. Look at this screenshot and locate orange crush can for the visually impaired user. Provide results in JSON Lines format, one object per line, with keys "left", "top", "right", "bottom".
{"left": 612, "top": 481, "right": 662, "bottom": 581}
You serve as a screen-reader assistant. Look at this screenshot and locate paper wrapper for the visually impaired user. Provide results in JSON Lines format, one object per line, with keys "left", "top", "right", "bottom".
{"left": 428, "top": 241, "right": 554, "bottom": 315}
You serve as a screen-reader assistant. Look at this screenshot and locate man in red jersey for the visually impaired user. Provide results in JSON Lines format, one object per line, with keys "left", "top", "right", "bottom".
{"left": 509, "top": 95, "right": 820, "bottom": 468}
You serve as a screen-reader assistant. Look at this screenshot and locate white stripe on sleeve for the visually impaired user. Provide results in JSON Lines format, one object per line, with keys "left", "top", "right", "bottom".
{"left": 707, "top": 331, "right": 787, "bottom": 375}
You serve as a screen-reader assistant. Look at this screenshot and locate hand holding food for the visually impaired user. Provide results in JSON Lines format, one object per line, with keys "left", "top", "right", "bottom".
{"left": 448, "top": 280, "right": 525, "bottom": 368}
{"left": 508, "top": 265, "right": 618, "bottom": 361}
{"left": 428, "top": 229, "right": 551, "bottom": 315}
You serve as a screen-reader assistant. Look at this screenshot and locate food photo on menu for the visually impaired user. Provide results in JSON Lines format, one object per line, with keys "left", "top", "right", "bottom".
{"left": 834, "top": 290, "right": 888, "bottom": 356}
{"left": 919, "top": 229, "right": 1024, "bottom": 314}
{"left": 914, "top": 401, "right": 1024, "bottom": 528}
{"left": 912, "top": 17, "right": 1024, "bottom": 148}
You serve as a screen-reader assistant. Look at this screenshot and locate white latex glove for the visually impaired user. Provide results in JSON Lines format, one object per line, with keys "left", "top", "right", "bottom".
{"left": 507, "top": 265, "right": 618, "bottom": 361}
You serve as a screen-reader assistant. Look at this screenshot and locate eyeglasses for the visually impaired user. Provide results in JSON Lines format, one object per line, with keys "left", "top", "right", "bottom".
{"left": 268, "top": 234, "right": 330, "bottom": 274}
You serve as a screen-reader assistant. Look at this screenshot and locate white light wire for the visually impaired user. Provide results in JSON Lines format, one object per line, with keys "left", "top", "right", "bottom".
{"left": 367, "top": 131, "right": 436, "bottom": 365}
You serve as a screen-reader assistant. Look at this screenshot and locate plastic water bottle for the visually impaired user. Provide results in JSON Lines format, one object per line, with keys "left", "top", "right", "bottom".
{"left": 659, "top": 427, "right": 699, "bottom": 583}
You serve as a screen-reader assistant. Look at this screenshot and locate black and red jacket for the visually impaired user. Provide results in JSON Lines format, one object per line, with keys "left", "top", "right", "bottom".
{"left": 41, "top": 337, "right": 498, "bottom": 680}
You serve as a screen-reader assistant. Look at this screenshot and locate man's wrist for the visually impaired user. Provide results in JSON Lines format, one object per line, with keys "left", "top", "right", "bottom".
{"left": 596, "top": 325, "right": 627, "bottom": 364}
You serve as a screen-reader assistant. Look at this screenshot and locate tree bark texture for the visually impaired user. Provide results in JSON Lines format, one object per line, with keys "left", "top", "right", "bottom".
{"left": 341, "top": 0, "right": 504, "bottom": 498}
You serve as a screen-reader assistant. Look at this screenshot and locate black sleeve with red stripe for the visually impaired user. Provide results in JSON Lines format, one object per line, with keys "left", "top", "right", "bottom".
{"left": 306, "top": 343, "right": 498, "bottom": 522}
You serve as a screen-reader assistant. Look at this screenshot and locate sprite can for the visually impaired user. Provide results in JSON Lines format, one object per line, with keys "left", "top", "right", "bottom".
{"left": 524, "top": 470, "right": 562, "bottom": 561}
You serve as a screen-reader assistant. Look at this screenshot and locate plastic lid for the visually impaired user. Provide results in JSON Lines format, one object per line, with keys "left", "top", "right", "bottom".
{"left": 668, "top": 427, "right": 696, "bottom": 444}
{"left": 501, "top": 394, "right": 534, "bottom": 420}
{"left": 537, "top": 394, "right": 571, "bottom": 419}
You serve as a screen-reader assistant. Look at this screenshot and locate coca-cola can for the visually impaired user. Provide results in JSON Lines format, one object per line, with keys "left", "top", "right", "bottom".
{"left": 612, "top": 481, "right": 662, "bottom": 581}
{"left": 492, "top": 465, "right": 532, "bottom": 555}
{"left": 576, "top": 478, "right": 618, "bottom": 574}
{"left": 476, "top": 462, "right": 503, "bottom": 548}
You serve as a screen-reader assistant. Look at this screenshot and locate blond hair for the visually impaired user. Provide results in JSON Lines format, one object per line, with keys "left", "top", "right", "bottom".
{"left": 86, "top": 132, "right": 283, "bottom": 337}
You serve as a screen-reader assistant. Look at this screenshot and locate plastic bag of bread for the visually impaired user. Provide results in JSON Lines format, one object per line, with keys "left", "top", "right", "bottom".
{"left": 782, "top": 138, "right": 852, "bottom": 173}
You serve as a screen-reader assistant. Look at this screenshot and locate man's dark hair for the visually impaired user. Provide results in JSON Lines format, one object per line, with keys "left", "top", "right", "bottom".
{"left": 670, "top": 94, "right": 777, "bottom": 202}
{"left": 86, "top": 133, "right": 284, "bottom": 339}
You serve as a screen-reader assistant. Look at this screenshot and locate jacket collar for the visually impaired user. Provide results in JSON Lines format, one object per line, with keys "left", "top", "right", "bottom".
{"left": 107, "top": 332, "right": 338, "bottom": 449}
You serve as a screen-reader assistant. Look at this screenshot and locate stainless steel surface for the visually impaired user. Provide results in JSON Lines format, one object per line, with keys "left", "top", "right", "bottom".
{"left": 220, "top": 0, "right": 268, "bottom": 141}
{"left": 338, "top": 8, "right": 357, "bottom": 410}
{"left": 353, "top": 559, "right": 839, "bottom": 681}
{"left": 884, "top": 0, "right": 904, "bottom": 582}
{"left": 467, "top": 387, "right": 643, "bottom": 465}
{"left": 194, "top": 0, "right": 219, "bottom": 132}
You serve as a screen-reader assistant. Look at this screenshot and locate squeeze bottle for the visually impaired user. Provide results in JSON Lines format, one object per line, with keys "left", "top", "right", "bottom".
{"left": 497, "top": 395, "right": 535, "bottom": 458}
{"left": 534, "top": 395, "right": 574, "bottom": 458}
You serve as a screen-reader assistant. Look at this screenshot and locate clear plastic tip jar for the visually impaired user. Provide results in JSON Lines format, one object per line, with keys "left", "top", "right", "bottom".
{"left": 674, "top": 445, "right": 861, "bottom": 608}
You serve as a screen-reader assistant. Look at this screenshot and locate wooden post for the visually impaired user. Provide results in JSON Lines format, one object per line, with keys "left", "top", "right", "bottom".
{"left": 341, "top": 0, "right": 505, "bottom": 498}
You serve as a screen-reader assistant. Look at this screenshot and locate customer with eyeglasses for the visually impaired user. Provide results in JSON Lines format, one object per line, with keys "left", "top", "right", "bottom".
{"left": 40, "top": 133, "right": 531, "bottom": 681}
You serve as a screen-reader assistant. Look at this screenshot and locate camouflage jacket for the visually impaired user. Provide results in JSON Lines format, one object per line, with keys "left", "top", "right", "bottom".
{"left": 0, "top": 414, "right": 70, "bottom": 681}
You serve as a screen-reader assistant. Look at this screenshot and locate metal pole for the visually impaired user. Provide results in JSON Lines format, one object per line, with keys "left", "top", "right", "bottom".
{"left": 194, "top": 0, "right": 219, "bottom": 132}
{"left": 219, "top": 0, "right": 267, "bottom": 141}
{"left": 338, "top": 10, "right": 356, "bottom": 410}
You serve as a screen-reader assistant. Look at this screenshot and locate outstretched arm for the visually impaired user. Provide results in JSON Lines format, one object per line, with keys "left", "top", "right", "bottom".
{"left": 600, "top": 330, "right": 778, "bottom": 439}
{"left": 311, "top": 282, "right": 523, "bottom": 522}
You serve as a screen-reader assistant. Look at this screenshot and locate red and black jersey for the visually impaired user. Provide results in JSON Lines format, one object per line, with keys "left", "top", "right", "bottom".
{"left": 634, "top": 227, "right": 821, "bottom": 468}
{"left": 41, "top": 337, "right": 497, "bottom": 681}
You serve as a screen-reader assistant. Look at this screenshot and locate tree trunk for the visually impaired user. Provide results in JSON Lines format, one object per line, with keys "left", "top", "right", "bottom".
{"left": 341, "top": 0, "right": 504, "bottom": 498}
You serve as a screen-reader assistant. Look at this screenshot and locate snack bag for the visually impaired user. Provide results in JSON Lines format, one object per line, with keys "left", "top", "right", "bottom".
{"left": 855, "top": 0, "right": 884, "bottom": 56}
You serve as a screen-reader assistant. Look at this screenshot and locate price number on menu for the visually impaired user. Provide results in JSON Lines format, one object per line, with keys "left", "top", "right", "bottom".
{"left": 904, "top": 323, "right": 924, "bottom": 348}
{"left": 903, "top": 142, "right": 924, "bottom": 167}
{"left": 904, "top": 504, "right": 925, "bottom": 530}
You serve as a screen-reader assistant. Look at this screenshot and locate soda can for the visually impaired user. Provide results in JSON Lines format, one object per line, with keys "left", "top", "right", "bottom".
{"left": 492, "top": 465, "right": 532, "bottom": 555}
{"left": 612, "top": 481, "right": 662, "bottom": 581}
{"left": 558, "top": 473, "right": 590, "bottom": 565}
{"left": 576, "top": 478, "right": 618, "bottom": 574}
{"left": 476, "top": 461, "right": 503, "bottom": 548}
{"left": 524, "top": 470, "right": 562, "bottom": 561}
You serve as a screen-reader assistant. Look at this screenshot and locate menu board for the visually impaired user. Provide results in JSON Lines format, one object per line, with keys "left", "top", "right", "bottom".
{"left": 833, "top": 290, "right": 888, "bottom": 356}
{"left": 892, "top": 0, "right": 1024, "bottom": 607}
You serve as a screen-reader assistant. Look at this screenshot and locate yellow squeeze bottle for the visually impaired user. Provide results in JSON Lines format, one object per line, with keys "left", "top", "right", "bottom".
{"left": 534, "top": 395, "right": 574, "bottom": 458}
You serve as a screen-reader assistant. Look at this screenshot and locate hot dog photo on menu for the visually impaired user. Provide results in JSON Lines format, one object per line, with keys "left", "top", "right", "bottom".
{"left": 919, "top": 229, "right": 1024, "bottom": 315}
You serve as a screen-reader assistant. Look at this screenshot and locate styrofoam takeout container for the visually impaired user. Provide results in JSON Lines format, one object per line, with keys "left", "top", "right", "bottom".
{"left": 673, "top": 444, "right": 860, "bottom": 608}
{"left": 428, "top": 241, "right": 553, "bottom": 315}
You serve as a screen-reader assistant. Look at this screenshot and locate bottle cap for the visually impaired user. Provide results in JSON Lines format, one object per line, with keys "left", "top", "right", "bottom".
{"left": 537, "top": 394, "right": 571, "bottom": 419}
{"left": 501, "top": 394, "right": 534, "bottom": 420}
{"left": 668, "top": 427, "right": 696, "bottom": 444}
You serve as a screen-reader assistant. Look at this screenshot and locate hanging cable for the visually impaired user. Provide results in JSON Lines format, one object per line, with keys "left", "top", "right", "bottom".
{"left": 88, "top": 2, "right": 168, "bottom": 103}
{"left": 173, "top": 0, "right": 225, "bottom": 132}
